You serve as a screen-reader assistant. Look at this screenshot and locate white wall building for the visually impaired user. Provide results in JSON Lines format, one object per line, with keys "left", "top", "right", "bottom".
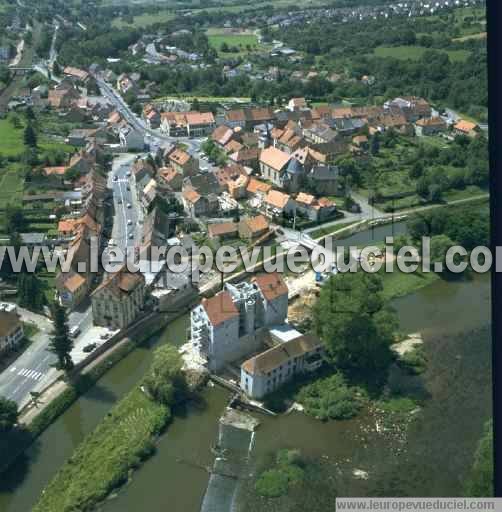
{"left": 190, "top": 272, "right": 289, "bottom": 371}
{"left": 0, "top": 311, "right": 24, "bottom": 356}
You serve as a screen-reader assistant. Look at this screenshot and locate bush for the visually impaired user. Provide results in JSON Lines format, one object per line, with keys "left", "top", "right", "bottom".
{"left": 296, "top": 373, "right": 366, "bottom": 421}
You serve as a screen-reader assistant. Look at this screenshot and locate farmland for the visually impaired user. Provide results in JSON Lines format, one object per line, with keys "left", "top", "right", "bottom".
{"left": 206, "top": 30, "right": 260, "bottom": 55}
{"left": 111, "top": 10, "right": 175, "bottom": 29}
{"left": 374, "top": 45, "right": 471, "bottom": 63}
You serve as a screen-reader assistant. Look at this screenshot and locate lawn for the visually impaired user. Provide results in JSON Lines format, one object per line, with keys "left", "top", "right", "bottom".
{"left": 112, "top": 10, "right": 175, "bottom": 28}
{"left": 311, "top": 221, "right": 360, "bottom": 240}
{"left": 0, "top": 119, "right": 25, "bottom": 156}
{"left": 0, "top": 164, "right": 25, "bottom": 211}
{"left": 374, "top": 45, "right": 470, "bottom": 63}
{"left": 207, "top": 31, "right": 260, "bottom": 55}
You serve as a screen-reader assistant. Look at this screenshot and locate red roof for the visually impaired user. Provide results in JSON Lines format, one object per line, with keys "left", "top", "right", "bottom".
{"left": 201, "top": 291, "right": 239, "bottom": 326}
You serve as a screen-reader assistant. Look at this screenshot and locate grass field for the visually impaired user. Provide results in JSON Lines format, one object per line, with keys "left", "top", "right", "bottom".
{"left": 0, "top": 165, "right": 24, "bottom": 210}
{"left": 207, "top": 31, "right": 260, "bottom": 55}
{"left": 452, "top": 32, "right": 486, "bottom": 42}
{"left": 112, "top": 10, "right": 175, "bottom": 28}
{"left": 0, "top": 119, "right": 25, "bottom": 156}
{"left": 374, "top": 45, "right": 471, "bottom": 63}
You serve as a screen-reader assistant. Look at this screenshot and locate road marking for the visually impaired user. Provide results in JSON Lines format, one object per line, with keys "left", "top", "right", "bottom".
{"left": 16, "top": 368, "right": 45, "bottom": 381}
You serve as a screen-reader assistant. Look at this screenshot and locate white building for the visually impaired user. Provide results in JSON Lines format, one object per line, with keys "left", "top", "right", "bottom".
{"left": 190, "top": 272, "right": 289, "bottom": 371}
{"left": 240, "top": 333, "right": 324, "bottom": 399}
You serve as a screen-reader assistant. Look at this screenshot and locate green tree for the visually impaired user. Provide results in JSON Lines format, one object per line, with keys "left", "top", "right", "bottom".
{"left": 48, "top": 302, "right": 74, "bottom": 371}
{"left": 313, "top": 273, "right": 397, "bottom": 377}
{"left": 0, "top": 396, "right": 18, "bottom": 431}
{"left": 18, "top": 273, "right": 45, "bottom": 310}
{"left": 143, "top": 345, "right": 187, "bottom": 405}
{"left": 370, "top": 133, "right": 380, "bottom": 156}
{"left": 5, "top": 205, "right": 27, "bottom": 233}
{"left": 24, "top": 123, "right": 38, "bottom": 148}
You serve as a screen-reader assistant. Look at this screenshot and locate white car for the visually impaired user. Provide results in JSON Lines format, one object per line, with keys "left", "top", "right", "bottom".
{"left": 127, "top": 203, "right": 132, "bottom": 209}
{"left": 127, "top": 219, "right": 132, "bottom": 226}
{"left": 126, "top": 171, "right": 131, "bottom": 177}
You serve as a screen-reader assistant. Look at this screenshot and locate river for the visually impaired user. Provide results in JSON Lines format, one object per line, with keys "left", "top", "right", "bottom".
{"left": 0, "top": 223, "right": 492, "bottom": 511}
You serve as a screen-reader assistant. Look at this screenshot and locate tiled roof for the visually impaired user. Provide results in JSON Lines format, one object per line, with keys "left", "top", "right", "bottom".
{"left": 247, "top": 177, "right": 272, "bottom": 195}
{"left": 182, "top": 188, "right": 201, "bottom": 204}
{"left": 208, "top": 222, "right": 238, "bottom": 237}
{"left": 241, "top": 333, "right": 322, "bottom": 375}
{"left": 265, "top": 189, "right": 291, "bottom": 209}
{"left": 454, "top": 120, "right": 478, "bottom": 132}
{"left": 252, "top": 272, "right": 288, "bottom": 302}
{"left": 260, "top": 146, "right": 291, "bottom": 171}
{"left": 169, "top": 148, "right": 191, "bottom": 166}
{"left": 296, "top": 192, "right": 316, "bottom": 206}
{"left": 201, "top": 291, "right": 239, "bottom": 326}
{"left": 241, "top": 214, "right": 269, "bottom": 234}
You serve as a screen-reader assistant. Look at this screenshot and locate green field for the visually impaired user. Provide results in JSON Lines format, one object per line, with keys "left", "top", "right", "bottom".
{"left": 0, "top": 165, "right": 24, "bottom": 209}
{"left": 374, "top": 46, "right": 471, "bottom": 63}
{"left": 207, "top": 31, "right": 260, "bottom": 55}
{"left": 0, "top": 119, "right": 25, "bottom": 156}
{"left": 112, "top": 10, "right": 175, "bottom": 28}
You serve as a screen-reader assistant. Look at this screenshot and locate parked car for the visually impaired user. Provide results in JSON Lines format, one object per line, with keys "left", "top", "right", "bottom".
{"left": 69, "top": 326, "right": 81, "bottom": 338}
{"left": 83, "top": 343, "right": 97, "bottom": 353}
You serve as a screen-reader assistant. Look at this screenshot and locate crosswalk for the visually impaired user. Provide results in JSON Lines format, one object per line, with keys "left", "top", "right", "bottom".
{"left": 10, "top": 366, "right": 45, "bottom": 381}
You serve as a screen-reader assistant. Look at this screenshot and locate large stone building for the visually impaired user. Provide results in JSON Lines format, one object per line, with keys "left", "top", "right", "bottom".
{"left": 240, "top": 334, "right": 324, "bottom": 399}
{"left": 91, "top": 266, "right": 146, "bottom": 329}
{"left": 190, "top": 273, "right": 288, "bottom": 371}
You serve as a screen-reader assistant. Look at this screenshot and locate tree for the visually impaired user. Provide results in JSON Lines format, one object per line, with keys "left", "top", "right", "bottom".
{"left": 409, "top": 161, "right": 424, "bottom": 179}
{"left": 9, "top": 113, "right": 22, "bottom": 129}
{"left": 370, "top": 133, "right": 380, "bottom": 156}
{"left": 48, "top": 302, "right": 74, "bottom": 371}
{"left": 18, "top": 273, "right": 45, "bottom": 310}
{"left": 24, "top": 123, "right": 38, "bottom": 148}
{"left": 191, "top": 98, "right": 200, "bottom": 111}
{"left": 143, "top": 345, "right": 187, "bottom": 405}
{"left": 429, "top": 234, "right": 457, "bottom": 273}
{"left": 313, "top": 273, "right": 397, "bottom": 377}
{"left": 5, "top": 205, "right": 27, "bottom": 233}
{"left": 0, "top": 396, "right": 18, "bottom": 431}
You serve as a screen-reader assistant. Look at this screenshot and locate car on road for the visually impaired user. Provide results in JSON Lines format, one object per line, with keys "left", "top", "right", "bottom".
{"left": 127, "top": 219, "right": 133, "bottom": 225}
{"left": 127, "top": 203, "right": 132, "bottom": 208}
{"left": 113, "top": 175, "right": 118, "bottom": 182}
{"left": 128, "top": 233, "right": 134, "bottom": 239}
{"left": 69, "top": 325, "right": 81, "bottom": 338}
{"left": 126, "top": 185, "right": 130, "bottom": 191}
{"left": 117, "top": 199, "right": 122, "bottom": 204}
{"left": 100, "top": 332, "right": 111, "bottom": 340}
{"left": 83, "top": 343, "right": 97, "bottom": 353}
{"left": 126, "top": 171, "right": 131, "bottom": 177}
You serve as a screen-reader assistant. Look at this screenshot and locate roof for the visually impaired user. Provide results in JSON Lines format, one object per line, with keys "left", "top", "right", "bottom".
{"left": 62, "top": 272, "right": 86, "bottom": 293}
{"left": 241, "top": 333, "right": 322, "bottom": 376}
{"left": 289, "top": 97, "right": 307, "bottom": 108}
{"left": 416, "top": 117, "right": 447, "bottom": 127}
{"left": 260, "top": 146, "right": 291, "bottom": 172}
{"left": 169, "top": 148, "right": 191, "bottom": 166}
{"left": 44, "top": 166, "right": 67, "bottom": 176}
{"left": 454, "top": 120, "right": 478, "bottom": 132}
{"left": 296, "top": 192, "right": 316, "bottom": 206}
{"left": 224, "top": 139, "right": 244, "bottom": 154}
{"left": 247, "top": 177, "right": 272, "bottom": 195}
{"left": 212, "top": 125, "right": 234, "bottom": 146}
{"left": 230, "top": 147, "right": 259, "bottom": 163}
{"left": 201, "top": 291, "right": 239, "bottom": 326}
{"left": 265, "top": 189, "right": 291, "bottom": 209}
{"left": 92, "top": 266, "right": 144, "bottom": 298}
{"left": 182, "top": 188, "right": 201, "bottom": 204}
{"left": 185, "top": 111, "right": 215, "bottom": 126}
{"left": 208, "top": 222, "right": 238, "bottom": 237}
{"left": 240, "top": 214, "right": 269, "bottom": 233}
{"left": 0, "top": 311, "right": 21, "bottom": 337}
{"left": 63, "top": 66, "right": 89, "bottom": 81}
{"left": 226, "top": 109, "right": 246, "bottom": 122}
{"left": 252, "top": 272, "right": 288, "bottom": 302}
{"left": 58, "top": 219, "right": 77, "bottom": 233}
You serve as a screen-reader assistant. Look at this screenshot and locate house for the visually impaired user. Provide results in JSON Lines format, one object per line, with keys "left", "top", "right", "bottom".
{"left": 56, "top": 271, "right": 88, "bottom": 309}
{"left": 454, "top": 120, "right": 480, "bottom": 138}
{"left": 264, "top": 189, "right": 296, "bottom": 217}
{"left": 384, "top": 96, "right": 431, "bottom": 122}
{"left": 119, "top": 126, "right": 144, "bottom": 151}
{"left": 184, "top": 172, "right": 221, "bottom": 196}
{"left": 91, "top": 266, "right": 146, "bottom": 329}
{"left": 224, "top": 109, "right": 247, "bottom": 129}
{"left": 116, "top": 73, "right": 137, "bottom": 95}
{"left": 43, "top": 166, "right": 67, "bottom": 185}
{"left": 143, "top": 104, "right": 161, "bottom": 129}
{"left": 158, "top": 166, "right": 183, "bottom": 192}
{"left": 68, "top": 128, "right": 98, "bottom": 147}
{"left": 287, "top": 97, "right": 308, "bottom": 112}
{"left": 303, "top": 123, "right": 338, "bottom": 145}
{"left": 224, "top": 139, "right": 244, "bottom": 155}
{"left": 259, "top": 146, "right": 291, "bottom": 188}
{"left": 190, "top": 272, "right": 288, "bottom": 370}
{"left": 185, "top": 111, "right": 215, "bottom": 137}
{"left": 307, "top": 164, "right": 344, "bottom": 196}
{"left": 295, "top": 193, "right": 336, "bottom": 222}
{"left": 140, "top": 178, "right": 157, "bottom": 209}
{"left": 370, "top": 113, "right": 412, "bottom": 135}
{"left": 208, "top": 221, "right": 238, "bottom": 240}
{"left": 227, "top": 174, "right": 249, "bottom": 199}
{"left": 0, "top": 311, "right": 24, "bottom": 356}
{"left": 48, "top": 87, "right": 79, "bottom": 109}
{"left": 238, "top": 214, "right": 270, "bottom": 240}
{"left": 168, "top": 148, "right": 198, "bottom": 176}
{"left": 182, "top": 188, "right": 218, "bottom": 217}
{"left": 212, "top": 125, "right": 235, "bottom": 148}
{"left": 63, "top": 66, "right": 90, "bottom": 83}
{"left": 415, "top": 117, "right": 448, "bottom": 137}
{"left": 352, "top": 135, "right": 369, "bottom": 150}
{"left": 246, "top": 177, "right": 272, "bottom": 201}
{"left": 240, "top": 333, "right": 324, "bottom": 399}
{"left": 229, "top": 148, "right": 260, "bottom": 170}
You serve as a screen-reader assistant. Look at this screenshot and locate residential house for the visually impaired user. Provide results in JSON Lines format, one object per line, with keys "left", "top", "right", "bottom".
{"left": 211, "top": 125, "right": 235, "bottom": 148}
{"left": 246, "top": 177, "right": 272, "bottom": 201}
{"left": 238, "top": 214, "right": 270, "bottom": 240}
{"left": 184, "top": 172, "right": 221, "bottom": 196}
{"left": 157, "top": 166, "right": 183, "bottom": 192}
{"left": 229, "top": 147, "right": 260, "bottom": 170}
{"left": 182, "top": 188, "right": 218, "bottom": 217}
{"left": 454, "top": 120, "right": 480, "bottom": 138}
{"left": 303, "top": 123, "right": 338, "bottom": 145}
{"left": 63, "top": 66, "right": 90, "bottom": 83}
{"left": 143, "top": 104, "right": 161, "bottom": 129}
{"left": 307, "top": 164, "right": 344, "bottom": 196}
{"left": 0, "top": 311, "right": 24, "bottom": 356}
{"left": 207, "top": 221, "right": 238, "bottom": 240}
{"left": 48, "top": 86, "right": 79, "bottom": 109}
{"left": 91, "top": 266, "right": 146, "bottom": 329}
{"left": 185, "top": 111, "right": 215, "bottom": 137}
{"left": 384, "top": 96, "right": 431, "bottom": 122}
{"left": 264, "top": 189, "right": 296, "bottom": 217}
{"left": 56, "top": 271, "right": 88, "bottom": 309}
{"left": 240, "top": 334, "right": 324, "bottom": 399}
{"left": 295, "top": 193, "right": 336, "bottom": 222}
{"left": 116, "top": 73, "right": 137, "bottom": 95}
{"left": 168, "top": 148, "right": 198, "bottom": 176}
{"left": 259, "top": 146, "right": 291, "bottom": 188}
{"left": 287, "top": 97, "right": 308, "bottom": 112}
{"left": 227, "top": 174, "right": 249, "bottom": 199}
{"left": 415, "top": 117, "right": 448, "bottom": 137}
